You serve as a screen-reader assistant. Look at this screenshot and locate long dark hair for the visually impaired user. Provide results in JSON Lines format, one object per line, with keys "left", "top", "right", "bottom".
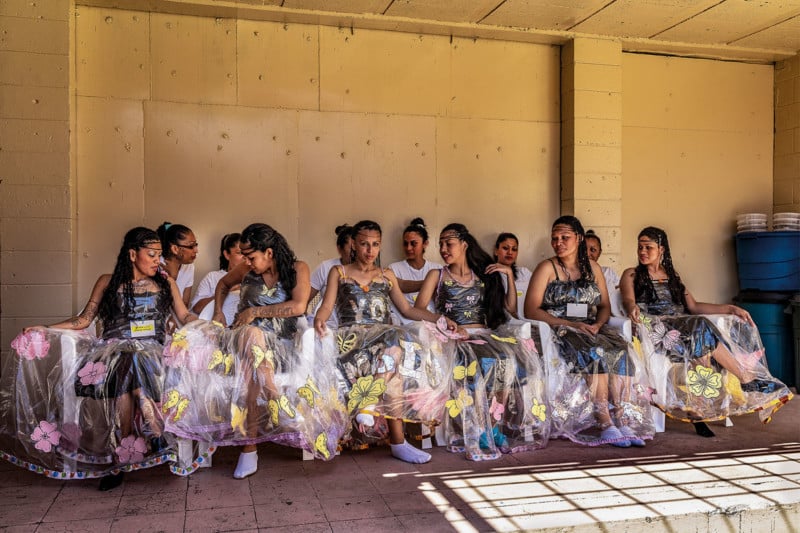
{"left": 633, "top": 226, "right": 687, "bottom": 308}
{"left": 156, "top": 221, "right": 192, "bottom": 260}
{"left": 240, "top": 223, "right": 298, "bottom": 292}
{"left": 403, "top": 217, "right": 429, "bottom": 243}
{"left": 552, "top": 215, "right": 593, "bottom": 282}
{"left": 442, "top": 223, "right": 506, "bottom": 329}
{"left": 98, "top": 227, "right": 173, "bottom": 324}
{"left": 350, "top": 220, "right": 382, "bottom": 266}
{"left": 219, "top": 232, "right": 241, "bottom": 270}
{"left": 494, "top": 232, "right": 519, "bottom": 278}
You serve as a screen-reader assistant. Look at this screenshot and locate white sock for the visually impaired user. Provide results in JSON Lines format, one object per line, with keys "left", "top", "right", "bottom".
{"left": 355, "top": 404, "right": 376, "bottom": 427}
{"left": 390, "top": 441, "right": 431, "bottom": 464}
{"left": 233, "top": 451, "right": 258, "bottom": 479}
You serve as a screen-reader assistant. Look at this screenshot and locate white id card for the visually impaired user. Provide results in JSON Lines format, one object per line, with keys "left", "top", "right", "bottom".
{"left": 566, "top": 303, "right": 588, "bottom": 319}
{"left": 130, "top": 320, "right": 155, "bottom": 338}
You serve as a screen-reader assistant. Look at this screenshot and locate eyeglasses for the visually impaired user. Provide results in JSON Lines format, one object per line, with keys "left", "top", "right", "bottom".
{"left": 176, "top": 242, "right": 199, "bottom": 250}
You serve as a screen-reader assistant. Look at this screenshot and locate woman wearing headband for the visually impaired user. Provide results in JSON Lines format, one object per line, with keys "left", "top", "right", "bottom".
{"left": 413, "top": 223, "right": 548, "bottom": 461}
{"left": 525, "top": 216, "right": 654, "bottom": 448}
{"left": 620, "top": 226, "right": 792, "bottom": 437}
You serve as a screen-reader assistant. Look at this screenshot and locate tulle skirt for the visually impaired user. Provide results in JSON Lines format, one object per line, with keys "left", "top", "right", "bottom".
{"left": 318, "top": 322, "right": 449, "bottom": 449}
{"left": 638, "top": 313, "right": 793, "bottom": 423}
{"left": 434, "top": 322, "right": 550, "bottom": 461}
{"left": 163, "top": 320, "right": 347, "bottom": 461}
{"left": 544, "top": 323, "right": 655, "bottom": 446}
{"left": 0, "top": 329, "right": 174, "bottom": 479}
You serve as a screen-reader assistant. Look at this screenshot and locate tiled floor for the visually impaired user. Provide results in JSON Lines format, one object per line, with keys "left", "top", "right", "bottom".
{"left": 1, "top": 400, "right": 799, "bottom": 533}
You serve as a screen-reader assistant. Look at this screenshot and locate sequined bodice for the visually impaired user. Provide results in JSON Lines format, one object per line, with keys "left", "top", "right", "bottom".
{"left": 102, "top": 291, "right": 168, "bottom": 342}
{"left": 435, "top": 269, "right": 487, "bottom": 326}
{"left": 238, "top": 271, "right": 297, "bottom": 337}
{"left": 335, "top": 270, "right": 392, "bottom": 326}
{"left": 638, "top": 279, "right": 685, "bottom": 316}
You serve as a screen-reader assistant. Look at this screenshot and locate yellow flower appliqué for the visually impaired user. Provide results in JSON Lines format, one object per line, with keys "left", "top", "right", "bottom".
{"left": 688, "top": 365, "right": 723, "bottom": 399}
{"left": 347, "top": 376, "right": 386, "bottom": 413}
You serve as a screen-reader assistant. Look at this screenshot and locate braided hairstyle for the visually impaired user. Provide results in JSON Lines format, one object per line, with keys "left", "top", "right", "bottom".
{"left": 156, "top": 222, "right": 192, "bottom": 260}
{"left": 240, "top": 223, "right": 298, "bottom": 292}
{"left": 98, "top": 227, "right": 173, "bottom": 324}
{"left": 552, "top": 216, "right": 594, "bottom": 282}
{"left": 442, "top": 223, "right": 507, "bottom": 329}
{"left": 493, "top": 232, "right": 519, "bottom": 279}
{"left": 633, "top": 226, "right": 687, "bottom": 308}
{"left": 218, "top": 232, "right": 241, "bottom": 270}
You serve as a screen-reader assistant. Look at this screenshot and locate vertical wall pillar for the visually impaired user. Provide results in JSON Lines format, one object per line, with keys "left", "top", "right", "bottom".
{"left": 774, "top": 54, "right": 800, "bottom": 213}
{"left": 561, "top": 38, "right": 623, "bottom": 271}
{"left": 0, "top": 1, "right": 74, "bottom": 362}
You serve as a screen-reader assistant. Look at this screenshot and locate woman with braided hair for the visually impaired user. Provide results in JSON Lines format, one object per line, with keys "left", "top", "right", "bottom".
{"left": 0, "top": 227, "right": 197, "bottom": 490}
{"left": 525, "top": 216, "right": 654, "bottom": 447}
{"left": 413, "top": 223, "right": 548, "bottom": 461}
{"left": 620, "top": 227, "right": 792, "bottom": 436}
{"left": 164, "top": 223, "right": 346, "bottom": 479}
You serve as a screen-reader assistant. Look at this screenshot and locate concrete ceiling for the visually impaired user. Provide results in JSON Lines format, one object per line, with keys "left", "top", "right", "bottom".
{"left": 81, "top": 0, "right": 800, "bottom": 62}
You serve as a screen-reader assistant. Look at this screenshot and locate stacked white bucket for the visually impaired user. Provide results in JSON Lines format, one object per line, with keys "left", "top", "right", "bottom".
{"left": 773, "top": 212, "right": 800, "bottom": 232}
{"left": 736, "top": 213, "right": 767, "bottom": 233}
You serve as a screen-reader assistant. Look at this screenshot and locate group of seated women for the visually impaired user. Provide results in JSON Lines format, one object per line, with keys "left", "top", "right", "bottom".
{"left": 0, "top": 216, "right": 792, "bottom": 491}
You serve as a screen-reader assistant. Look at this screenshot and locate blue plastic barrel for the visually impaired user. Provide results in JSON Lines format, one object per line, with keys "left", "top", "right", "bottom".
{"left": 735, "top": 291, "right": 795, "bottom": 388}
{"left": 735, "top": 231, "right": 800, "bottom": 292}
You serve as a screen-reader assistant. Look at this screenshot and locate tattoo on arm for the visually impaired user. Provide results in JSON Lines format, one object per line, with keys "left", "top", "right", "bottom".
{"left": 72, "top": 301, "right": 99, "bottom": 328}
{"left": 255, "top": 305, "right": 296, "bottom": 318}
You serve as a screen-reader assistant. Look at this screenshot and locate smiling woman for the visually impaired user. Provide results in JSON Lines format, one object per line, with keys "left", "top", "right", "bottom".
{"left": 0, "top": 227, "right": 198, "bottom": 490}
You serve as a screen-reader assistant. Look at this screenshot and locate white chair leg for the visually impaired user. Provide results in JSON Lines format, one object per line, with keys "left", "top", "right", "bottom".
{"left": 177, "top": 438, "right": 194, "bottom": 469}
{"left": 302, "top": 449, "right": 315, "bottom": 461}
{"left": 725, "top": 416, "right": 733, "bottom": 427}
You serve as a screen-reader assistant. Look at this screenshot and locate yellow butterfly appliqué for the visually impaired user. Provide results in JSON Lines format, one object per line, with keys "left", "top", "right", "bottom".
{"left": 445, "top": 389, "right": 474, "bottom": 418}
{"left": 162, "top": 389, "right": 190, "bottom": 421}
{"left": 490, "top": 334, "right": 517, "bottom": 344}
{"left": 298, "top": 387, "right": 315, "bottom": 407}
{"left": 314, "top": 432, "right": 331, "bottom": 460}
{"left": 453, "top": 360, "right": 478, "bottom": 380}
{"left": 337, "top": 332, "right": 358, "bottom": 353}
{"left": 231, "top": 405, "right": 248, "bottom": 436}
{"left": 208, "top": 350, "right": 234, "bottom": 374}
{"left": 170, "top": 330, "right": 188, "bottom": 351}
{"left": 531, "top": 399, "right": 547, "bottom": 422}
{"left": 268, "top": 400, "right": 279, "bottom": 426}
{"left": 252, "top": 345, "right": 274, "bottom": 369}
{"left": 347, "top": 376, "right": 386, "bottom": 413}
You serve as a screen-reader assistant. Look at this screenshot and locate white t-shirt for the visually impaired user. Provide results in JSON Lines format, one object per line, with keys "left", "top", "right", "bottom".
{"left": 501, "top": 266, "right": 532, "bottom": 319}
{"left": 309, "top": 257, "right": 342, "bottom": 327}
{"left": 191, "top": 269, "right": 240, "bottom": 326}
{"left": 602, "top": 266, "right": 620, "bottom": 291}
{"left": 388, "top": 259, "right": 442, "bottom": 324}
{"left": 160, "top": 259, "right": 194, "bottom": 300}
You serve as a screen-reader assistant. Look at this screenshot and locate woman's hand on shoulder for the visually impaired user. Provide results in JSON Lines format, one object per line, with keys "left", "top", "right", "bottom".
{"left": 485, "top": 263, "right": 512, "bottom": 278}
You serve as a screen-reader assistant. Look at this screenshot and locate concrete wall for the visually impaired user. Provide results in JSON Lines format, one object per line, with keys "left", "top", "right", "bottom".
{"left": 775, "top": 54, "right": 800, "bottom": 213}
{"left": 0, "top": 0, "right": 74, "bottom": 362}
{"left": 0, "top": 3, "right": 786, "bottom": 356}
{"left": 622, "top": 53, "right": 774, "bottom": 302}
{"left": 74, "top": 7, "right": 561, "bottom": 302}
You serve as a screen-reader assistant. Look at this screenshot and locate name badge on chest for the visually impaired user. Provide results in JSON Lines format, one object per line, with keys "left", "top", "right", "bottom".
{"left": 130, "top": 320, "right": 155, "bottom": 338}
{"left": 566, "top": 303, "right": 588, "bottom": 319}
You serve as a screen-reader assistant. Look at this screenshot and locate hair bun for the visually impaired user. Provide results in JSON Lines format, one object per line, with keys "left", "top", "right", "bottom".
{"left": 410, "top": 217, "right": 426, "bottom": 228}
{"left": 335, "top": 224, "right": 351, "bottom": 236}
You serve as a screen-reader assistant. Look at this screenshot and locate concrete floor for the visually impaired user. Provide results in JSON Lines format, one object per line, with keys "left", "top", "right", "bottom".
{"left": 1, "top": 399, "right": 799, "bottom": 533}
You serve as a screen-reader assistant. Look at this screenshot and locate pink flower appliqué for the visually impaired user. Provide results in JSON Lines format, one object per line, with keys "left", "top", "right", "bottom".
{"left": 116, "top": 435, "right": 148, "bottom": 463}
{"left": 11, "top": 330, "right": 51, "bottom": 361}
{"left": 77, "top": 361, "right": 107, "bottom": 386}
{"left": 31, "top": 420, "right": 61, "bottom": 453}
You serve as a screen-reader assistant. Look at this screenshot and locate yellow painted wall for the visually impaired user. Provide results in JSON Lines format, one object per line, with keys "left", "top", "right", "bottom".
{"left": 75, "top": 7, "right": 561, "bottom": 302}
{"left": 622, "top": 53, "right": 774, "bottom": 302}
{"left": 774, "top": 54, "right": 800, "bottom": 213}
